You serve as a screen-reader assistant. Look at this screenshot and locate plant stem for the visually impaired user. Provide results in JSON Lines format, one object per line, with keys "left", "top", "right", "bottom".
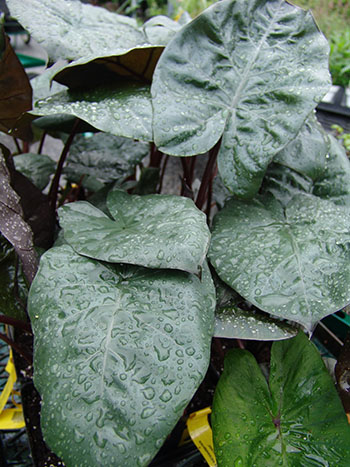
{"left": 158, "top": 155, "right": 169, "bottom": 194}
{"left": 0, "top": 332, "right": 32, "bottom": 364}
{"left": 37, "top": 131, "right": 47, "bottom": 155}
{"left": 48, "top": 118, "right": 80, "bottom": 212}
{"left": 22, "top": 141, "right": 29, "bottom": 153}
{"left": 195, "top": 139, "right": 221, "bottom": 210}
{"left": 180, "top": 157, "right": 197, "bottom": 198}
{"left": 149, "top": 143, "right": 163, "bottom": 168}
{"left": 0, "top": 315, "right": 31, "bottom": 333}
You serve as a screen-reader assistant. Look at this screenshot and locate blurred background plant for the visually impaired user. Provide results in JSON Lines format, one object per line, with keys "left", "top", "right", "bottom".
{"left": 289, "top": 0, "right": 350, "bottom": 88}
{"left": 332, "top": 124, "right": 350, "bottom": 155}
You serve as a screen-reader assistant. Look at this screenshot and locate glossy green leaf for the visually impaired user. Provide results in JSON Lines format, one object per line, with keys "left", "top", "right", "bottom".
{"left": 212, "top": 332, "right": 350, "bottom": 466}
{"left": 215, "top": 307, "right": 297, "bottom": 340}
{"left": 65, "top": 133, "right": 148, "bottom": 189}
{"left": 13, "top": 153, "right": 55, "bottom": 190}
{"left": 31, "top": 83, "right": 153, "bottom": 141}
{"left": 152, "top": 0, "right": 331, "bottom": 198}
{"left": 29, "top": 245, "right": 215, "bottom": 467}
{"left": 7, "top": 0, "right": 144, "bottom": 62}
{"left": 264, "top": 115, "right": 350, "bottom": 206}
{"left": 59, "top": 189, "right": 210, "bottom": 274}
{"left": 209, "top": 193, "right": 350, "bottom": 330}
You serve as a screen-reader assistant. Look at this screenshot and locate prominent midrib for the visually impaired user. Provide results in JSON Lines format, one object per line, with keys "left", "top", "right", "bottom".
{"left": 229, "top": 0, "right": 285, "bottom": 115}
{"left": 288, "top": 228, "right": 311, "bottom": 317}
{"left": 99, "top": 296, "right": 119, "bottom": 397}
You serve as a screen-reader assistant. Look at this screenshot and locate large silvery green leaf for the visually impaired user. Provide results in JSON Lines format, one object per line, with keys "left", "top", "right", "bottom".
{"left": 31, "top": 83, "right": 153, "bottom": 141}
{"left": 59, "top": 190, "right": 210, "bottom": 274}
{"left": 7, "top": 0, "right": 145, "bottom": 62}
{"left": 212, "top": 332, "right": 350, "bottom": 466}
{"left": 209, "top": 193, "right": 350, "bottom": 330}
{"left": 65, "top": 133, "right": 149, "bottom": 189}
{"left": 264, "top": 115, "right": 350, "bottom": 206}
{"left": 28, "top": 245, "right": 215, "bottom": 467}
{"left": 152, "top": 0, "right": 331, "bottom": 198}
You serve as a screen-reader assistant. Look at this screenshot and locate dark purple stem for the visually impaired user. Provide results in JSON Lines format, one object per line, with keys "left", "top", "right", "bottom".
{"left": 0, "top": 332, "right": 32, "bottom": 364}
{"left": 0, "top": 315, "right": 31, "bottom": 333}
{"left": 37, "top": 131, "right": 47, "bottom": 155}
{"left": 48, "top": 118, "right": 80, "bottom": 211}
{"left": 195, "top": 139, "right": 221, "bottom": 210}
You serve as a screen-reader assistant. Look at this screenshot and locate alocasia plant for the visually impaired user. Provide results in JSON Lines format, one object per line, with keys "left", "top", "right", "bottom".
{"left": 0, "top": 0, "right": 349, "bottom": 465}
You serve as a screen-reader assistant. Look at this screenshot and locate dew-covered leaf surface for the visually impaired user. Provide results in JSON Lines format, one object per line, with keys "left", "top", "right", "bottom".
{"left": 215, "top": 306, "right": 297, "bottom": 340}
{"left": 264, "top": 115, "right": 350, "bottom": 207}
{"left": 13, "top": 153, "right": 56, "bottom": 190}
{"left": 212, "top": 332, "right": 350, "bottom": 466}
{"left": 31, "top": 83, "right": 153, "bottom": 141}
{"left": 0, "top": 146, "right": 38, "bottom": 283}
{"left": 59, "top": 189, "right": 210, "bottom": 274}
{"left": 213, "top": 273, "right": 296, "bottom": 340}
{"left": 65, "top": 133, "right": 148, "bottom": 189}
{"left": 209, "top": 193, "right": 350, "bottom": 331}
{"left": 7, "top": 0, "right": 145, "bottom": 62}
{"left": 28, "top": 245, "right": 215, "bottom": 467}
{"left": 151, "top": 0, "right": 330, "bottom": 198}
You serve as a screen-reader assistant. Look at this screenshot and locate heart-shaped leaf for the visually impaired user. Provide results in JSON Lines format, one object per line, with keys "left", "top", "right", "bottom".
{"left": 209, "top": 193, "right": 350, "bottom": 330}
{"left": 31, "top": 83, "right": 153, "bottom": 142}
{"left": 212, "top": 332, "right": 350, "bottom": 465}
{"left": 8, "top": 0, "right": 144, "bottom": 62}
{"left": 59, "top": 189, "right": 210, "bottom": 274}
{"left": 14, "top": 153, "right": 56, "bottom": 190}
{"left": 65, "top": 133, "right": 149, "bottom": 189}
{"left": 29, "top": 245, "right": 215, "bottom": 466}
{"left": 152, "top": 0, "right": 330, "bottom": 198}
